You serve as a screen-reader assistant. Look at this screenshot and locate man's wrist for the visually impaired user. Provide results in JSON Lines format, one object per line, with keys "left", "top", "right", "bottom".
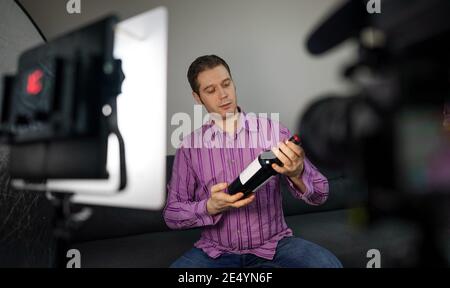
{"left": 206, "top": 198, "right": 220, "bottom": 216}
{"left": 288, "top": 164, "right": 304, "bottom": 179}
{"left": 288, "top": 173, "right": 307, "bottom": 195}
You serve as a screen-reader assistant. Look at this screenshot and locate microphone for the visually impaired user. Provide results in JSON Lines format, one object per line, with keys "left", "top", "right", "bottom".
{"left": 306, "top": 0, "right": 367, "bottom": 55}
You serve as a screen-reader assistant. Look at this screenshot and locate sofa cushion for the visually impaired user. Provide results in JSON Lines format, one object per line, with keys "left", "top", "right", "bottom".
{"left": 72, "top": 155, "right": 368, "bottom": 243}
{"left": 281, "top": 169, "right": 368, "bottom": 217}
{"left": 71, "top": 208, "right": 417, "bottom": 268}
{"left": 71, "top": 204, "right": 169, "bottom": 243}
{"left": 286, "top": 210, "right": 419, "bottom": 268}
{"left": 164, "top": 154, "right": 367, "bottom": 216}
{"left": 72, "top": 228, "right": 201, "bottom": 268}
{"left": 74, "top": 211, "right": 361, "bottom": 268}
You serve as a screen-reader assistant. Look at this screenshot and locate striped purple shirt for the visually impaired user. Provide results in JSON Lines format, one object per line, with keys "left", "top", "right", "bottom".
{"left": 163, "top": 109, "right": 329, "bottom": 260}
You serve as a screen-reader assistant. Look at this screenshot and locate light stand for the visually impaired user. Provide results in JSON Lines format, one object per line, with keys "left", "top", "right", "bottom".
{"left": 48, "top": 191, "right": 92, "bottom": 268}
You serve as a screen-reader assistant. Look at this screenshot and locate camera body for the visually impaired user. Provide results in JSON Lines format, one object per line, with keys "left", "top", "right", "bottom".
{"left": 301, "top": 0, "right": 450, "bottom": 266}
{"left": 302, "top": 0, "right": 450, "bottom": 197}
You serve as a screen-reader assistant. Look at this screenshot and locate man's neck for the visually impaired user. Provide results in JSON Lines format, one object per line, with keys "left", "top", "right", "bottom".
{"left": 212, "top": 111, "right": 241, "bottom": 135}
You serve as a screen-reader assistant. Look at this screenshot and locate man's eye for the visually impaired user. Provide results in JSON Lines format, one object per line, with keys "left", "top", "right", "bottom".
{"left": 207, "top": 89, "right": 215, "bottom": 94}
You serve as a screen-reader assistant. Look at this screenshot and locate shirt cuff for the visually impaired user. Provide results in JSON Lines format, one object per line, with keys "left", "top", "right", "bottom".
{"left": 286, "top": 161, "right": 314, "bottom": 201}
{"left": 195, "top": 198, "right": 223, "bottom": 226}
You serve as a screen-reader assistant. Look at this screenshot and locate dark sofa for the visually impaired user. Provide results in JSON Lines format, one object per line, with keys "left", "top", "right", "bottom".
{"left": 69, "top": 155, "right": 412, "bottom": 268}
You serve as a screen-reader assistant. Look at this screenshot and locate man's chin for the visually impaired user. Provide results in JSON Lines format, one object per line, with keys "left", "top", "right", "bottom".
{"left": 221, "top": 107, "right": 238, "bottom": 118}
{"left": 208, "top": 106, "right": 238, "bottom": 120}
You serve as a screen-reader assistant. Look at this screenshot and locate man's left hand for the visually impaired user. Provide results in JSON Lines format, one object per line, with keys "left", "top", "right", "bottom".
{"left": 271, "top": 140, "right": 305, "bottom": 178}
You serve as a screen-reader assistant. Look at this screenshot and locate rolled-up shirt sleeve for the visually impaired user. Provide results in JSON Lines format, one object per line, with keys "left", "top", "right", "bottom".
{"left": 279, "top": 125, "right": 329, "bottom": 206}
{"left": 163, "top": 147, "right": 223, "bottom": 230}
{"left": 285, "top": 157, "right": 329, "bottom": 206}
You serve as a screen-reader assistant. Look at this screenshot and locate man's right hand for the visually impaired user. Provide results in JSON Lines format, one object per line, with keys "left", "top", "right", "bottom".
{"left": 206, "top": 182, "right": 256, "bottom": 216}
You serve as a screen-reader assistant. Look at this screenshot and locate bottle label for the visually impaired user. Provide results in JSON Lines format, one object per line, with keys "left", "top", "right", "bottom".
{"left": 239, "top": 158, "right": 262, "bottom": 185}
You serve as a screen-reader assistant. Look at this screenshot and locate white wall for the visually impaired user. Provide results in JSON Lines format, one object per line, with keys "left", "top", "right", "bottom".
{"left": 18, "top": 0, "right": 356, "bottom": 154}
{"left": 164, "top": 0, "right": 356, "bottom": 154}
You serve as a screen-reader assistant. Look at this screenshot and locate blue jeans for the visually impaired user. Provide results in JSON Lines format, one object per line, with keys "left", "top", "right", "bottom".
{"left": 170, "top": 236, "right": 343, "bottom": 268}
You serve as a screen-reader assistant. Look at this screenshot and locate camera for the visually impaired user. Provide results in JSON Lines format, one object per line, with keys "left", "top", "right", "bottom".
{"left": 300, "top": 0, "right": 450, "bottom": 266}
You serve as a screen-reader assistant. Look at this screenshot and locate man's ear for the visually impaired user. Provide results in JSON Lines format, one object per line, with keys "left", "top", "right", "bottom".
{"left": 192, "top": 91, "right": 203, "bottom": 105}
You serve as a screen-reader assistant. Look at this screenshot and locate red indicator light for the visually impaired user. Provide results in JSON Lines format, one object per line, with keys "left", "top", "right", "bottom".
{"left": 26, "top": 69, "right": 44, "bottom": 95}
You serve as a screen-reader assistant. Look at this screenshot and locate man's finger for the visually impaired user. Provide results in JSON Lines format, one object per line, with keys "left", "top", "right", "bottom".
{"left": 285, "top": 141, "right": 303, "bottom": 157}
{"left": 279, "top": 142, "right": 298, "bottom": 161}
{"left": 272, "top": 146, "right": 292, "bottom": 167}
{"left": 271, "top": 163, "right": 285, "bottom": 174}
{"left": 224, "top": 192, "right": 244, "bottom": 203}
{"left": 211, "top": 182, "right": 228, "bottom": 193}
{"left": 230, "top": 194, "right": 256, "bottom": 208}
{"left": 213, "top": 190, "right": 241, "bottom": 202}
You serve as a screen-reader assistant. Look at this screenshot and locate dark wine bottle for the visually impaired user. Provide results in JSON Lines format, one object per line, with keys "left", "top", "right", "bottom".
{"left": 228, "top": 134, "right": 301, "bottom": 197}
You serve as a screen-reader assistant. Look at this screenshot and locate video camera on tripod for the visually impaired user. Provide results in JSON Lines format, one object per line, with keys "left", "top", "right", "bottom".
{"left": 300, "top": 0, "right": 450, "bottom": 266}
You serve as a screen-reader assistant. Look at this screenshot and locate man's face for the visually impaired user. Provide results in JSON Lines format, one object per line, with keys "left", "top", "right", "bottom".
{"left": 193, "top": 65, "right": 237, "bottom": 119}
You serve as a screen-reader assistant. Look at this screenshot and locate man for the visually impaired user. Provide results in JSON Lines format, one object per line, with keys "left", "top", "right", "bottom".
{"left": 163, "top": 55, "right": 342, "bottom": 268}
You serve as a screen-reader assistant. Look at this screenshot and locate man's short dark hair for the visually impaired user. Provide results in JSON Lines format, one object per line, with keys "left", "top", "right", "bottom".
{"left": 187, "top": 55, "right": 232, "bottom": 95}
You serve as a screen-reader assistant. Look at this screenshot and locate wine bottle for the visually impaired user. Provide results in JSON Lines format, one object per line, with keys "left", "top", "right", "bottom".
{"left": 228, "top": 134, "right": 301, "bottom": 197}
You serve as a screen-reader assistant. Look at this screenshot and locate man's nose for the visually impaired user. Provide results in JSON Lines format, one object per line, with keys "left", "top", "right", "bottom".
{"left": 218, "top": 87, "right": 228, "bottom": 99}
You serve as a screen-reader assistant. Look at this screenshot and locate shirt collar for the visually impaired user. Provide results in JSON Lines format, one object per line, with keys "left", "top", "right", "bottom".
{"left": 204, "top": 106, "right": 259, "bottom": 137}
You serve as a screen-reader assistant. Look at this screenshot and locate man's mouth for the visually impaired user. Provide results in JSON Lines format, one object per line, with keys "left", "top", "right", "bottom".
{"left": 219, "top": 102, "right": 232, "bottom": 109}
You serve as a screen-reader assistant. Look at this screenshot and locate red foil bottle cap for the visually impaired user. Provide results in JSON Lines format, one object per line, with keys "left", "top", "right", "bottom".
{"left": 289, "top": 134, "right": 301, "bottom": 145}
